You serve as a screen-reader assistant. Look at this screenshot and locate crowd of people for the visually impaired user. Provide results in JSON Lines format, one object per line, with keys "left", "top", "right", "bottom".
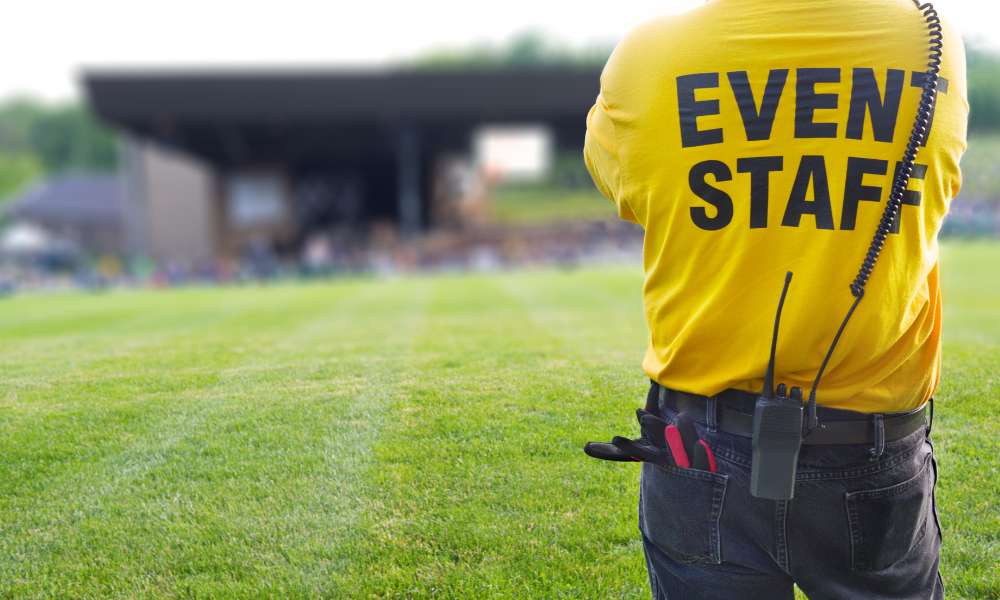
{"left": 0, "top": 219, "right": 644, "bottom": 294}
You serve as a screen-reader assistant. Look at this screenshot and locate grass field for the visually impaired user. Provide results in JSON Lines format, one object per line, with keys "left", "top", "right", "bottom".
{"left": 1, "top": 242, "right": 997, "bottom": 599}
{"left": 957, "top": 134, "right": 1000, "bottom": 202}
{"left": 491, "top": 184, "right": 610, "bottom": 225}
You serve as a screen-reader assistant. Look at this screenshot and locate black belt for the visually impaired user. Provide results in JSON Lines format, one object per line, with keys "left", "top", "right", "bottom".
{"left": 655, "top": 384, "right": 929, "bottom": 446}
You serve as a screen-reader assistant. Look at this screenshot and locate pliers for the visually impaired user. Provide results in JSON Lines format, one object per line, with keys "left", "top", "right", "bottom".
{"left": 584, "top": 409, "right": 717, "bottom": 472}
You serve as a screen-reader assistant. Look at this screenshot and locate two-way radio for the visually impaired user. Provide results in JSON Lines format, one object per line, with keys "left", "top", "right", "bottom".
{"left": 751, "top": 271, "right": 805, "bottom": 500}
{"left": 750, "top": 0, "right": 944, "bottom": 500}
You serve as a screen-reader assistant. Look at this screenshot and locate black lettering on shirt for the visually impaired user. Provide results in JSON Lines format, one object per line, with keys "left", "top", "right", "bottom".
{"left": 782, "top": 155, "right": 834, "bottom": 229}
{"left": 678, "top": 73, "right": 724, "bottom": 147}
{"left": 795, "top": 68, "right": 840, "bottom": 139}
{"left": 689, "top": 160, "right": 734, "bottom": 230}
{"left": 890, "top": 161, "right": 928, "bottom": 233}
{"left": 910, "top": 73, "right": 949, "bottom": 146}
{"left": 737, "top": 156, "right": 783, "bottom": 228}
{"left": 846, "top": 68, "right": 905, "bottom": 142}
{"left": 727, "top": 69, "right": 788, "bottom": 141}
{"left": 841, "top": 157, "right": 888, "bottom": 230}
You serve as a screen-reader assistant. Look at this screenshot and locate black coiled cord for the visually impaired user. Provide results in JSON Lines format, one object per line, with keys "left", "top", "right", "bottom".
{"left": 804, "top": 1, "right": 944, "bottom": 433}
{"left": 851, "top": 2, "right": 943, "bottom": 297}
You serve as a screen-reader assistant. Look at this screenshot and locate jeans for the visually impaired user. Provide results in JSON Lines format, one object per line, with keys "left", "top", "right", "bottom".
{"left": 639, "top": 397, "right": 943, "bottom": 600}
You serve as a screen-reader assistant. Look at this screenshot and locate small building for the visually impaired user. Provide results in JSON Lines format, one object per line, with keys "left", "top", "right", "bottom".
{"left": 84, "top": 67, "right": 600, "bottom": 267}
{"left": 4, "top": 173, "right": 126, "bottom": 256}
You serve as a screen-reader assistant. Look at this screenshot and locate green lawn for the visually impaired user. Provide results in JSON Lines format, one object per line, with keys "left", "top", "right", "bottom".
{"left": 491, "top": 184, "right": 611, "bottom": 225}
{"left": 958, "top": 134, "right": 1000, "bottom": 203}
{"left": 1, "top": 242, "right": 996, "bottom": 599}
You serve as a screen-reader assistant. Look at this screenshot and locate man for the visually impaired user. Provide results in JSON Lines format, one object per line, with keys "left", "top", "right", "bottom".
{"left": 583, "top": 0, "right": 967, "bottom": 598}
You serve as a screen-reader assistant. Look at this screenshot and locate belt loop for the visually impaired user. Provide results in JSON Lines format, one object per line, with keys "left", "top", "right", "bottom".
{"left": 706, "top": 397, "right": 718, "bottom": 433}
{"left": 645, "top": 380, "right": 659, "bottom": 414}
{"left": 869, "top": 414, "right": 885, "bottom": 460}
{"left": 927, "top": 398, "right": 935, "bottom": 437}
{"left": 658, "top": 384, "right": 667, "bottom": 414}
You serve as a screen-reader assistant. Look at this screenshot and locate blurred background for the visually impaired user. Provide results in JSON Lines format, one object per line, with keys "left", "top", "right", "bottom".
{"left": 0, "top": 0, "right": 997, "bottom": 291}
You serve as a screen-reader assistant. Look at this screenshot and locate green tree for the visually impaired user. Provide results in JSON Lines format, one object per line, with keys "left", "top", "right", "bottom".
{"left": 967, "top": 45, "right": 1000, "bottom": 133}
{"left": 0, "top": 99, "right": 118, "bottom": 176}
{"left": 413, "top": 31, "right": 611, "bottom": 70}
{"left": 0, "top": 98, "right": 40, "bottom": 152}
{"left": 0, "top": 152, "right": 42, "bottom": 205}
{"left": 27, "top": 104, "right": 117, "bottom": 172}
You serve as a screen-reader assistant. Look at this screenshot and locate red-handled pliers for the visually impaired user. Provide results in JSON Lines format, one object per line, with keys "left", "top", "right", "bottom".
{"left": 665, "top": 416, "right": 717, "bottom": 472}
{"left": 584, "top": 409, "right": 717, "bottom": 473}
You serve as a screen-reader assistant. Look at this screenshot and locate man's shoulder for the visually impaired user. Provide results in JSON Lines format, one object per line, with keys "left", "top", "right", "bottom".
{"left": 609, "top": 9, "right": 706, "bottom": 61}
{"left": 600, "top": 11, "right": 703, "bottom": 96}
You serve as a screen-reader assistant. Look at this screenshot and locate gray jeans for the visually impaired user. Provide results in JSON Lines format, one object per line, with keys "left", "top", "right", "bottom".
{"left": 639, "top": 400, "right": 943, "bottom": 600}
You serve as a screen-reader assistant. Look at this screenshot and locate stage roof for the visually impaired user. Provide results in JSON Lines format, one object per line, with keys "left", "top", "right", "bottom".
{"left": 84, "top": 67, "right": 601, "bottom": 165}
{"left": 85, "top": 67, "right": 600, "bottom": 125}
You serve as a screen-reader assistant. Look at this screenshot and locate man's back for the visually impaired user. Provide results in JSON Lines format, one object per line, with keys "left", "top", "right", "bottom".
{"left": 584, "top": 0, "right": 968, "bottom": 412}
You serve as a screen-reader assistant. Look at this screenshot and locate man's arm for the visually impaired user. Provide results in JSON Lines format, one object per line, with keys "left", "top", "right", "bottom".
{"left": 584, "top": 80, "right": 638, "bottom": 224}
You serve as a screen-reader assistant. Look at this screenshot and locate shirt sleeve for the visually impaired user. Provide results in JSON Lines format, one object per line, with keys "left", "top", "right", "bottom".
{"left": 584, "top": 89, "right": 638, "bottom": 224}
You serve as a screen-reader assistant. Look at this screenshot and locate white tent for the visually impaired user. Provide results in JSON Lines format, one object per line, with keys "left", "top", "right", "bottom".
{"left": 0, "top": 222, "right": 52, "bottom": 255}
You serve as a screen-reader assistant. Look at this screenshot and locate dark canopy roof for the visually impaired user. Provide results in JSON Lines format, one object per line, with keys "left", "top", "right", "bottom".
{"left": 85, "top": 67, "right": 602, "bottom": 123}
{"left": 7, "top": 174, "right": 123, "bottom": 227}
{"left": 83, "top": 67, "right": 601, "bottom": 165}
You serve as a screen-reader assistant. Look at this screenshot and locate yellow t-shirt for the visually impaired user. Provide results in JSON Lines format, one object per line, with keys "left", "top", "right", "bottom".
{"left": 584, "top": 0, "right": 968, "bottom": 413}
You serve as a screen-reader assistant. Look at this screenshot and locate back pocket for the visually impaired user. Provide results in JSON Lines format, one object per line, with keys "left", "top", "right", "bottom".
{"left": 846, "top": 455, "right": 933, "bottom": 572}
{"left": 639, "top": 462, "right": 728, "bottom": 564}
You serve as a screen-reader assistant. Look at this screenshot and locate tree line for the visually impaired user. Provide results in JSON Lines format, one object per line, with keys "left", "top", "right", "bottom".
{"left": 0, "top": 100, "right": 116, "bottom": 203}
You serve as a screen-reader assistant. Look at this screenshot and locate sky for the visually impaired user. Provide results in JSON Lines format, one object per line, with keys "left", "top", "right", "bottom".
{"left": 3, "top": 0, "right": 999, "bottom": 101}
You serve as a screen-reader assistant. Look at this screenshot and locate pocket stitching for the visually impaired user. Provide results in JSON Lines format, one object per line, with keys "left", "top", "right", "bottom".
{"left": 641, "top": 463, "right": 729, "bottom": 565}
{"left": 845, "top": 456, "right": 932, "bottom": 571}
{"left": 653, "top": 461, "right": 729, "bottom": 484}
{"left": 848, "top": 462, "right": 928, "bottom": 500}
{"left": 709, "top": 470, "right": 727, "bottom": 563}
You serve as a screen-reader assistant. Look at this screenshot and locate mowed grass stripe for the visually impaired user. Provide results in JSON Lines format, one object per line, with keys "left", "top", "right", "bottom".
{"left": 0, "top": 282, "right": 364, "bottom": 499}
{"left": 0, "top": 283, "right": 362, "bottom": 390}
{"left": 106, "top": 279, "right": 435, "bottom": 598}
{"left": 337, "top": 273, "right": 650, "bottom": 598}
{"left": 0, "top": 280, "right": 431, "bottom": 598}
{"left": 1, "top": 284, "right": 359, "bottom": 557}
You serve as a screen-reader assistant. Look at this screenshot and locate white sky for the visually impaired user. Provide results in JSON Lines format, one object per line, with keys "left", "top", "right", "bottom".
{"left": 3, "top": 0, "right": 998, "bottom": 100}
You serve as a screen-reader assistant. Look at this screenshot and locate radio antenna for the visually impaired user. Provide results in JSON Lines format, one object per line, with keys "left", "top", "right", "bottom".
{"left": 763, "top": 271, "right": 793, "bottom": 398}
